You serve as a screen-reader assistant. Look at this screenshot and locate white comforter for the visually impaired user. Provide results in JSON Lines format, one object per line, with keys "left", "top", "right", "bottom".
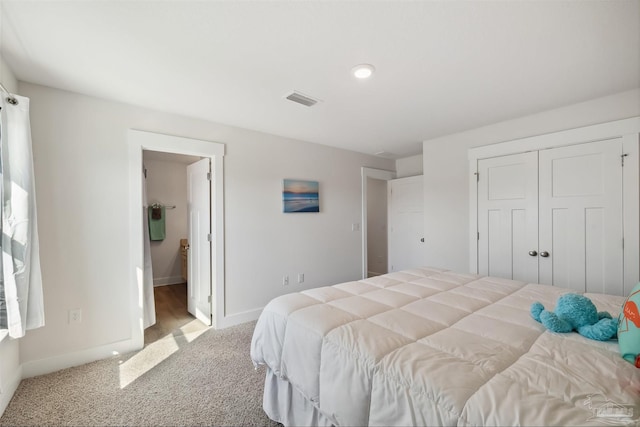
{"left": 251, "top": 268, "right": 640, "bottom": 426}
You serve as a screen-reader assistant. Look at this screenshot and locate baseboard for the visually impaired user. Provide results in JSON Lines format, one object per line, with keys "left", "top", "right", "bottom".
{"left": 153, "top": 276, "right": 184, "bottom": 286}
{"left": 0, "top": 360, "right": 21, "bottom": 417}
{"left": 217, "top": 307, "right": 263, "bottom": 329}
{"left": 21, "top": 337, "right": 141, "bottom": 379}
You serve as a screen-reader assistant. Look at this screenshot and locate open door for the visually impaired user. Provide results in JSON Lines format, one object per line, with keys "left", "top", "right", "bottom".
{"left": 387, "top": 175, "right": 424, "bottom": 272}
{"left": 187, "top": 158, "right": 212, "bottom": 325}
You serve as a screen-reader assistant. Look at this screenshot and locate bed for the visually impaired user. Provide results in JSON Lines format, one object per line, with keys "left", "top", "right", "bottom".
{"left": 250, "top": 267, "right": 640, "bottom": 426}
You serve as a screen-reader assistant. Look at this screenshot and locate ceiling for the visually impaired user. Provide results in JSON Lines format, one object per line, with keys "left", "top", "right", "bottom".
{"left": 1, "top": 1, "right": 638, "bottom": 159}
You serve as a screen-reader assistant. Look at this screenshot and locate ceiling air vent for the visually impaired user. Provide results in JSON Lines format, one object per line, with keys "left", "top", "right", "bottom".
{"left": 285, "top": 91, "right": 319, "bottom": 107}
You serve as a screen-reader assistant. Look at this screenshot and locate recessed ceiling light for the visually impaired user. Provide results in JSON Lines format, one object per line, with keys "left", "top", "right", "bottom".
{"left": 352, "top": 64, "right": 375, "bottom": 79}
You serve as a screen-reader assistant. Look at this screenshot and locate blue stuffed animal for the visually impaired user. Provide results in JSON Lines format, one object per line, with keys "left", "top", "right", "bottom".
{"left": 530, "top": 293, "right": 617, "bottom": 341}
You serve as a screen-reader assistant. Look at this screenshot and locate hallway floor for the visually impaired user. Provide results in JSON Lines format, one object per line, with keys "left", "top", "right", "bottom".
{"left": 144, "top": 283, "right": 208, "bottom": 345}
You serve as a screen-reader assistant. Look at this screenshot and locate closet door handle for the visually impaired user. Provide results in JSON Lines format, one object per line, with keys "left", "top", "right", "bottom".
{"left": 528, "top": 250, "right": 537, "bottom": 257}
{"left": 539, "top": 251, "right": 550, "bottom": 258}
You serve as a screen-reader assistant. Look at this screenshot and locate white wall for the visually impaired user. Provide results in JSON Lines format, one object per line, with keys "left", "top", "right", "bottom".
{"left": 422, "top": 88, "right": 640, "bottom": 272}
{"left": 396, "top": 154, "right": 423, "bottom": 178}
{"left": 223, "top": 131, "right": 393, "bottom": 314}
{"left": 17, "top": 82, "right": 394, "bottom": 372}
{"left": 366, "top": 178, "right": 387, "bottom": 277}
{"left": 0, "top": 55, "right": 22, "bottom": 416}
{"left": 0, "top": 59, "right": 17, "bottom": 95}
{"left": 143, "top": 156, "right": 189, "bottom": 286}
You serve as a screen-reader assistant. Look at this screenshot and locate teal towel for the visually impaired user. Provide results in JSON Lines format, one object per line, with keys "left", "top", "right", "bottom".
{"left": 148, "top": 206, "right": 166, "bottom": 241}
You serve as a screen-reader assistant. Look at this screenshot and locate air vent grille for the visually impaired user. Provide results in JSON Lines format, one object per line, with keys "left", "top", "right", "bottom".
{"left": 285, "top": 91, "right": 318, "bottom": 107}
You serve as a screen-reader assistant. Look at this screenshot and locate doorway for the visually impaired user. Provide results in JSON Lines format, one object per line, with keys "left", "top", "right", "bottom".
{"left": 128, "top": 130, "right": 225, "bottom": 350}
{"left": 142, "top": 150, "right": 206, "bottom": 344}
{"left": 361, "top": 167, "right": 396, "bottom": 279}
{"left": 366, "top": 177, "right": 388, "bottom": 277}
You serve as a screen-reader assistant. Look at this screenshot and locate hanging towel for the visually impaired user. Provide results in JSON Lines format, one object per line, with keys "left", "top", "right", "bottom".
{"left": 148, "top": 206, "right": 166, "bottom": 241}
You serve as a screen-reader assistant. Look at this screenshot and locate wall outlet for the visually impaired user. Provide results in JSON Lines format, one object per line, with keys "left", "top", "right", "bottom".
{"left": 298, "top": 273, "right": 304, "bottom": 284}
{"left": 351, "top": 223, "right": 360, "bottom": 232}
{"left": 68, "top": 308, "right": 82, "bottom": 324}
{"left": 283, "top": 275, "right": 289, "bottom": 286}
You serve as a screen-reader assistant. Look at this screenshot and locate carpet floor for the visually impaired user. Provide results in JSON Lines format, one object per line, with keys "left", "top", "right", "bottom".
{"left": 0, "top": 321, "right": 280, "bottom": 426}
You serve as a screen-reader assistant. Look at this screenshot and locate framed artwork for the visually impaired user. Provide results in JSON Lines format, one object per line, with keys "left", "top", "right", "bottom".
{"left": 283, "top": 179, "right": 319, "bottom": 213}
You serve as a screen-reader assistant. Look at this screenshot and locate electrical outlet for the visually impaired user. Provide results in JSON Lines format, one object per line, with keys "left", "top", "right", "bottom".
{"left": 351, "top": 223, "right": 360, "bottom": 232}
{"left": 298, "top": 273, "right": 304, "bottom": 284}
{"left": 68, "top": 309, "right": 82, "bottom": 324}
{"left": 283, "top": 275, "right": 289, "bottom": 286}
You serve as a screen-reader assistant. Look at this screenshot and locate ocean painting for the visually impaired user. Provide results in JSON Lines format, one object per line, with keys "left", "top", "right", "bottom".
{"left": 283, "top": 179, "right": 320, "bottom": 213}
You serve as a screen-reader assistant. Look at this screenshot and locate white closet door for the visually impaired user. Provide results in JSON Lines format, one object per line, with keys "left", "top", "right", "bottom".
{"left": 538, "top": 139, "right": 624, "bottom": 295}
{"left": 388, "top": 175, "right": 424, "bottom": 272}
{"left": 477, "top": 152, "right": 539, "bottom": 283}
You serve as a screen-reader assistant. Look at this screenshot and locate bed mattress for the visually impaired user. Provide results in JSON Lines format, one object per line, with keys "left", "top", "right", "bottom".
{"left": 250, "top": 267, "right": 640, "bottom": 426}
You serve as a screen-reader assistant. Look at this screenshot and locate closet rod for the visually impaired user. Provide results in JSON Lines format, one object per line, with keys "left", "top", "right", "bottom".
{"left": 0, "top": 82, "right": 18, "bottom": 105}
{"left": 151, "top": 203, "right": 176, "bottom": 209}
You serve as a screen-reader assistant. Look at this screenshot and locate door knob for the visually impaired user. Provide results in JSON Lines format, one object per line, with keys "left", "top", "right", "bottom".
{"left": 528, "top": 250, "right": 537, "bottom": 256}
{"left": 420, "top": 238, "right": 425, "bottom": 243}
{"left": 539, "top": 251, "right": 550, "bottom": 258}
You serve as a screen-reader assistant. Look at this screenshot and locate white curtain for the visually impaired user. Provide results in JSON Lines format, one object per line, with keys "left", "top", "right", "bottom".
{"left": 0, "top": 94, "right": 44, "bottom": 338}
{"left": 143, "top": 168, "right": 156, "bottom": 328}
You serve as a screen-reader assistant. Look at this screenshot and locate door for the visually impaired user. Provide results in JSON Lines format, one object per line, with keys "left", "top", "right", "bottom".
{"left": 538, "top": 139, "right": 623, "bottom": 295}
{"left": 388, "top": 175, "right": 424, "bottom": 272}
{"left": 477, "top": 152, "right": 539, "bottom": 283}
{"left": 476, "top": 139, "right": 624, "bottom": 295}
{"left": 187, "top": 158, "right": 212, "bottom": 325}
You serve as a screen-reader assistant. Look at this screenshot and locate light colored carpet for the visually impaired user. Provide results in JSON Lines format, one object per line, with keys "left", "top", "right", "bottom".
{"left": 0, "top": 321, "right": 280, "bottom": 426}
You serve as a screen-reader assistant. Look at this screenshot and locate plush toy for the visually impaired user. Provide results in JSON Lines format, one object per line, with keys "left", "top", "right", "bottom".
{"left": 530, "top": 293, "right": 618, "bottom": 341}
{"left": 618, "top": 282, "right": 640, "bottom": 367}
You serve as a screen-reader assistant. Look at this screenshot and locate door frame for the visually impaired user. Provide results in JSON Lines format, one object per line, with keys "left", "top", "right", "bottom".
{"left": 468, "top": 117, "right": 640, "bottom": 294}
{"left": 361, "top": 167, "right": 396, "bottom": 279}
{"left": 128, "top": 130, "right": 225, "bottom": 349}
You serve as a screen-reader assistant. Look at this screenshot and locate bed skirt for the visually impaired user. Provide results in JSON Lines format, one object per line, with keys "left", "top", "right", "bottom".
{"left": 263, "top": 368, "right": 334, "bottom": 427}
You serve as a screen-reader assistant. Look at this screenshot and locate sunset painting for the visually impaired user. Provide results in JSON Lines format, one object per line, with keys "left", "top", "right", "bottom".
{"left": 283, "top": 179, "right": 320, "bottom": 213}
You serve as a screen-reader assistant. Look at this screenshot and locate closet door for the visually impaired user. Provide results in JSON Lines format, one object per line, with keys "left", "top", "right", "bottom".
{"left": 538, "top": 139, "right": 624, "bottom": 295}
{"left": 477, "top": 152, "right": 539, "bottom": 283}
{"left": 388, "top": 175, "right": 424, "bottom": 272}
